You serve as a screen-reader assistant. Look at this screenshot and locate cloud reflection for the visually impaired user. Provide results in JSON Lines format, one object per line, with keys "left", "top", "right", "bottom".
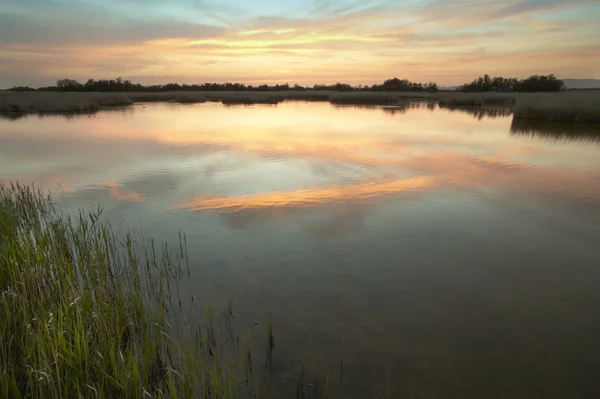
{"left": 107, "top": 181, "right": 146, "bottom": 203}
{"left": 175, "top": 150, "right": 600, "bottom": 228}
{"left": 3, "top": 103, "right": 600, "bottom": 234}
{"left": 175, "top": 176, "right": 436, "bottom": 212}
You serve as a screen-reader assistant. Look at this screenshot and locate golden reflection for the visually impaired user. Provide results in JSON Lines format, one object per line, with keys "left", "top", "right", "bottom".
{"left": 175, "top": 148, "right": 600, "bottom": 215}
{"left": 175, "top": 176, "right": 436, "bottom": 212}
{"left": 3, "top": 103, "right": 600, "bottom": 211}
{"left": 107, "top": 181, "right": 145, "bottom": 203}
{"left": 25, "top": 103, "right": 506, "bottom": 165}
{"left": 402, "top": 152, "right": 600, "bottom": 199}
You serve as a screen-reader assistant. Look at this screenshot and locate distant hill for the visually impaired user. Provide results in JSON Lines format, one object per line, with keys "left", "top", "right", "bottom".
{"left": 563, "top": 79, "right": 600, "bottom": 89}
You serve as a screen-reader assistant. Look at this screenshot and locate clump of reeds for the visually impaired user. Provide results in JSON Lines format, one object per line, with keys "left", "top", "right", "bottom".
{"left": 438, "top": 94, "right": 515, "bottom": 107}
{"left": 0, "top": 92, "right": 133, "bottom": 115}
{"left": 265, "top": 314, "right": 275, "bottom": 369}
{"left": 128, "top": 92, "right": 208, "bottom": 104}
{"left": 0, "top": 183, "right": 244, "bottom": 398}
{"left": 4, "top": 91, "right": 599, "bottom": 124}
{"left": 329, "top": 93, "right": 403, "bottom": 105}
{"left": 513, "top": 106, "right": 600, "bottom": 123}
{"left": 219, "top": 95, "right": 280, "bottom": 105}
{"left": 285, "top": 92, "right": 332, "bottom": 102}
{"left": 513, "top": 92, "right": 600, "bottom": 123}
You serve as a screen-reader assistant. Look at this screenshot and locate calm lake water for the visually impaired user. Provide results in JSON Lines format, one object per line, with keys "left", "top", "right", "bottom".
{"left": 2, "top": 102, "right": 600, "bottom": 398}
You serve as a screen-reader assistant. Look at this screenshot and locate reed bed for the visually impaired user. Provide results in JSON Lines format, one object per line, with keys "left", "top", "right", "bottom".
{"left": 128, "top": 92, "right": 208, "bottom": 104}
{"left": 329, "top": 92, "right": 406, "bottom": 105}
{"left": 2, "top": 90, "right": 599, "bottom": 123}
{"left": 513, "top": 92, "right": 600, "bottom": 123}
{"left": 0, "top": 92, "right": 133, "bottom": 114}
{"left": 437, "top": 93, "right": 516, "bottom": 106}
{"left": 0, "top": 183, "right": 255, "bottom": 398}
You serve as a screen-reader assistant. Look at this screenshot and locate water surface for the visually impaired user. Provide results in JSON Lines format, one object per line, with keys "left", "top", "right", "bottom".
{"left": 2, "top": 102, "right": 600, "bottom": 398}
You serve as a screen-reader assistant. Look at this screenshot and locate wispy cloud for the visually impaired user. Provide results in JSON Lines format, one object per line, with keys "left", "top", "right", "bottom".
{"left": 0, "top": 0, "right": 598, "bottom": 87}
{"left": 0, "top": 12, "right": 225, "bottom": 45}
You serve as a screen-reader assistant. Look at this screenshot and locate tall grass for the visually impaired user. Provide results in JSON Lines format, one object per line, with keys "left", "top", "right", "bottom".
{"left": 128, "top": 92, "right": 208, "bottom": 104}
{"left": 4, "top": 90, "right": 598, "bottom": 123}
{"left": 0, "top": 183, "right": 254, "bottom": 398}
{"left": 437, "top": 93, "right": 515, "bottom": 106}
{"left": 0, "top": 92, "right": 133, "bottom": 114}
{"left": 329, "top": 92, "right": 404, "bottom": 105}
{"left": 513, "top": 92, "right": 600, "bottom": 123}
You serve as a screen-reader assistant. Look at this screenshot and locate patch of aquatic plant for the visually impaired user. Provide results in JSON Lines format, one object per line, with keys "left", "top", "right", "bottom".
{"left": 128, "top": 92, "right": 207, "bottom": 104}
{"left": 437, "top": 94, "right": 515, "bottom": 107}
{"left": 0, "top": 183, "right": 251, "bottom": 398}
{"left": 4, "top": 91, "right": 598, "bottom": 124}
{"left": 513, "top": 92, "right": 600, "bottom": 123}
{"left": 329, "top": 93, "right": 405, "bottom": 105}
{"left": 0, "top": 183, "right": 349, "bottom": 398}
{"left": 0, "top": 92, "right": 133, "bottom": 115}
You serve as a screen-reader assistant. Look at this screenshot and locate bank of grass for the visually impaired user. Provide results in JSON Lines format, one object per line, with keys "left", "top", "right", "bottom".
{"left": 329, "top": 92, "right": 411, "bottom": 105}
{"left": 2, "top": 90, "right": 599, "bottom": 123}
{"left": 513, "top": 92, "right": 600, "bottom": 123}
{"left": 437, "top": 92, "right": 516, "bottom": 106}
{"left": 0, "top": 92, "right": 134, "bottom": 114}
{"left": 0, "top": 184, "right": 253, "bottom": 398}
{"left": 128, "top": 92, "right": 208, "bottom": 104}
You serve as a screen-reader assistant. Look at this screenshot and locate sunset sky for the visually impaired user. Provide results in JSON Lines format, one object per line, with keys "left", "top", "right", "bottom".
{"left": 1, "top": 0, "right": 599, "bottom": 88}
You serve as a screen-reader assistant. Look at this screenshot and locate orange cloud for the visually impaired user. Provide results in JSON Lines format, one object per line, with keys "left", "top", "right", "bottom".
{"left": 1, "top": 1, "right": 598, "bottom": 87}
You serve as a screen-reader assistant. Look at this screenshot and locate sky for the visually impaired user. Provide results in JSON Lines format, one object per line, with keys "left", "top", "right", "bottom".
{"left": 0, "top": 0, "right": 599, "bottom": 88}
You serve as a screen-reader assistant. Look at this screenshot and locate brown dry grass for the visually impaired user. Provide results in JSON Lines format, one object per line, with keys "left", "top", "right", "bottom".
{"left": 512, "top": 92, "right": 600, "bottom": 123}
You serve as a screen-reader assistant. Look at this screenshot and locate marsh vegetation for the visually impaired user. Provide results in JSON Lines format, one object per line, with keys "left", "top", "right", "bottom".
{"left": 2, "top": 90, "right": 598, "bottom": 124}
{"left": 0, "top": 184, "right": 335, "bottom": 398}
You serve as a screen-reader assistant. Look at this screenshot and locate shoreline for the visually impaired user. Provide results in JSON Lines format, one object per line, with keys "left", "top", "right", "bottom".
{"left": 1, "top": 90, "right": 599, "bottom": 123}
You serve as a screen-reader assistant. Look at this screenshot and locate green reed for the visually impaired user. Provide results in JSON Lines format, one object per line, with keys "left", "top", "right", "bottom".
{"left": 0, "top": 183, "right": 250, "bottom": 399}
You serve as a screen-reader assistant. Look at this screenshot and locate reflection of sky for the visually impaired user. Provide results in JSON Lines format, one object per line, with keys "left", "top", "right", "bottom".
{"left": 1, "top": 101, "right": 600, "bottom": 246}
{"left": 1, "top": 102, "right": 599, "bottom": 208}
{"left": 1, "top": 102, "right": 600, "bottom": 238}
{"left": 3, "top": 102, "right": 600, "bottom": 396}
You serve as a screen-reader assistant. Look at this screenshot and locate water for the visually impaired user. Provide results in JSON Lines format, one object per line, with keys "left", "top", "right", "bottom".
{"left": 2, "top": 102, "right": 600, "bottom": 398}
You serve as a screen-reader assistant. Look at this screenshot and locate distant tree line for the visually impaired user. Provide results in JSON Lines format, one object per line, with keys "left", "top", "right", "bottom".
{"left": 8, "top": 74, "right": 566, "bottom": 93}
{"left": 373, "top": 78, "right": 438, "bottom": 92}
{"left": 459, "top": 74, "right": 564, "bottom": 92}
{"left": 8, "top": 77, "right": 438, "bottom": 93}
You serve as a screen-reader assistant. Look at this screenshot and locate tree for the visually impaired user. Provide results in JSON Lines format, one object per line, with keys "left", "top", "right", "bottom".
{"left": 56, "top": 78, "right": 83, "bottom": 91}
{"left": 460, "top": 74, "right": 564, "bottom": 92}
